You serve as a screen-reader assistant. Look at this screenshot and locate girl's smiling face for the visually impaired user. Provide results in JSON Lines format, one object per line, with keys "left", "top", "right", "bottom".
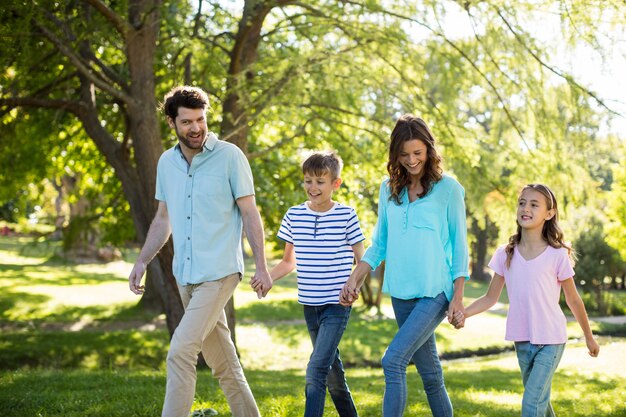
{"left": 517, "top": 188, "right": 554, "bottom": 230}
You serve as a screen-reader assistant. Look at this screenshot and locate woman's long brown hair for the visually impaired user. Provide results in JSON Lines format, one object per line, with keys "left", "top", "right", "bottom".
{"left": 505, "top": 183, "right": 575, "bottom": 268}
{"left": 387, "top": 114, "right": 442, "bottom": 204}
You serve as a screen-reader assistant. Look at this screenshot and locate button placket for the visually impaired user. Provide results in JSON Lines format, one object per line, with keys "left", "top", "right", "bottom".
{"left": 184, "top": 168, "right": 194, "bottom": 278}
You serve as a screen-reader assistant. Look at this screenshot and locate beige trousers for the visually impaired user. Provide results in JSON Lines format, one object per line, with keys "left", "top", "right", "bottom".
{"left": 162, "top": 273, "right": 260, "bottom": 417}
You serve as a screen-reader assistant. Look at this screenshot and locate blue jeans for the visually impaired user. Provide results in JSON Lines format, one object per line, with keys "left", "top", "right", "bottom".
{"left": 303, "top": 304, "right": 358, "bottom": 417}
{"left": 515, "top": 342, "right": 565, "bottom": 417}
{"left": 382, "top": 293, "right": 452, "bottom": 417}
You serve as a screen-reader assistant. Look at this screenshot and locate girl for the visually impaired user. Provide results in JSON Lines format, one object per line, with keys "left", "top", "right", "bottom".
{"left": 454, "top": 183, "right": 599, "bottom": 417}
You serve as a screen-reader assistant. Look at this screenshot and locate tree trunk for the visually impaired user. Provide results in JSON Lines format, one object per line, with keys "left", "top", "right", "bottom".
{"left": 73, "top": 0, "right": 184, "bottom": 337}
{"left": 122, "top": 1, "right": 184, "bottom": 333}
{"left": 470, "top": 214, "right": 496, "bottom": 282}
{"left": 221, "top": 0, "right": 274, "bottom": 153}
{"left": 217, "top": 0, "right": 283, "bottom": 345}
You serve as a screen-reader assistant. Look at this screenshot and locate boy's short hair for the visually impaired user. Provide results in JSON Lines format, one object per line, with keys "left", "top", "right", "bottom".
{"left": 161, "top": 86, "right": 210, "bottom": 120}
{"left": 302, "top": 151, "right": 343, "bottom": 179}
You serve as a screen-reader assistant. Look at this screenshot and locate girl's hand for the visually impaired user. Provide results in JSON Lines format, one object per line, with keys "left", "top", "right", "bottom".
{"left": 586, "top": 337, "right": 600, "bottom": 357}
{"left": 447, "top": 297, "right": 465, "bottom": 326}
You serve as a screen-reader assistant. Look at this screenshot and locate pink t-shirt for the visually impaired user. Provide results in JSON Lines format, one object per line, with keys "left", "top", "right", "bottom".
{"left": 488, "top": 244, "right": 575, "bottom": 344}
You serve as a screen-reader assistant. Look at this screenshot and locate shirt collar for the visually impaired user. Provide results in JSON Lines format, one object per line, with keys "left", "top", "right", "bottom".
{"left": 204, "top": 132, "right": 218, "bottom": 151}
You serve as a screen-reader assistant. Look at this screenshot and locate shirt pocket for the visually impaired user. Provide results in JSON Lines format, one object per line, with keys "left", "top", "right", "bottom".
{"left": 411, "top": 210, "right": 438, "bottom": 231}
{"left": 195, "top": 174, "right": 230, "bottom": 197}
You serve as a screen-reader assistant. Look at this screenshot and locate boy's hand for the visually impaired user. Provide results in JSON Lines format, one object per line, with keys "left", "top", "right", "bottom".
{"left": 250, "top": 270, "right": 272, "bottom": 299}
{"left": 586, "top": 337, "right": 600, "bottom": 357}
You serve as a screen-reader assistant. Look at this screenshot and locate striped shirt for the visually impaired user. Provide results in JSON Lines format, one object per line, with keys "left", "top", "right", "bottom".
{"left": 277, "top": 202, "right": 365, "bottom": 305}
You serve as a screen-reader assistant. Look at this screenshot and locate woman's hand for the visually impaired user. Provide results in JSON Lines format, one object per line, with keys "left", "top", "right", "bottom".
{"left": 339, "top": 280, "right": 360, "bottom": 306}
{"left": 447, "top": 297, "right": 465, "bottom": 329}
{"left": 449, "top": 310, "right": 465, "bottom": 329}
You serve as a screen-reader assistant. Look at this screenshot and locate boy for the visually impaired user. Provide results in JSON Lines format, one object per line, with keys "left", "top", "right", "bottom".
{"left": 255, "top": 151, "right": 364, "bottom": 417}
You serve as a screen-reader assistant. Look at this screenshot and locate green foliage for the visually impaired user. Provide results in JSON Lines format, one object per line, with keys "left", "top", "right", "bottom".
{"left": 3, "top": 0, "right": 623, "bottom": 255}
{"left": 574, "top": 220, "right": 625, "bottom": 314}
{"left": 606, "top": 158, "right": 626, "bottom": 259}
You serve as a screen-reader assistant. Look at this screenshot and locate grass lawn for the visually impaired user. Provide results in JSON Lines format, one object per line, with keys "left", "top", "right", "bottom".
{"left": 1, "top": 235, "right": 625, "bottom": 416}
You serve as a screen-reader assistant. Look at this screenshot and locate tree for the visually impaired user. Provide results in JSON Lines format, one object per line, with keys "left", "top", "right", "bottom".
{"left": 2, "top": 0, "right": 624, "bottom": 337}
{"left": 1, "top": 0, "right": 184, "bottom": 335}
{"left": 574, "top": 220, "right": 623, "bottom": 315}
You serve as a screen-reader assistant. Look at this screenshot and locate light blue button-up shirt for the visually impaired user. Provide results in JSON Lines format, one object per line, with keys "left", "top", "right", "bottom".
{"left": 155, "top": 133, "right": 255, "bottom": 285}
{"left": 362, "top": 174, "right": 470, "bottom": 301}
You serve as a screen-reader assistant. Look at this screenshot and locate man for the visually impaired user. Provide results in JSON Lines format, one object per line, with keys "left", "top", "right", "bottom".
{"left": 128, "top": 86, "right": 272, "bottom": 417}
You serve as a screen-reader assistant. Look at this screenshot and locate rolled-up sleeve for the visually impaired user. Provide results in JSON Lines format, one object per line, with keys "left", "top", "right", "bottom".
{"left": 447, "top": 181, "right": 469, "bottom": 281}
{"left": 230, "top": 148, "right": 255, "bottom": 199}
{"left": 362, "top": 180, "right": 389, "bottom": 270}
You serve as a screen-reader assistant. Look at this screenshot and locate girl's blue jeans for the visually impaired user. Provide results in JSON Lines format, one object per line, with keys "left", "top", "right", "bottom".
{"left": 515, "top": 342, "right": 565, "bottom": 417}
{"left": 382, "top": 292, "right": 452, "bottom": 417}
{"left": 303, "top": 304, "right": 358, "bottom": 417}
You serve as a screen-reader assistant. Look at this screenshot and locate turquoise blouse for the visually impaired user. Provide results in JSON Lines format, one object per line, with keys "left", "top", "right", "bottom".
{"left": 361, "top": 174, "right": 470, "bottom": 301}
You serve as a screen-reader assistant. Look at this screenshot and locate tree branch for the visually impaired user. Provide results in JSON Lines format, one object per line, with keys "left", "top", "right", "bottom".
{"left": 495, "top": 7, "right": 621, "bottom": 117}
{"left": 247, "top": 120, "right": 310, "bottom": 160}
{"left": 81, "top": 0, "right": 131, "bottom": 39}
{"left": 466, "top": 10, "right": 522, "bottom": 90}
{"left": 0, "top": 97, "right": 82, "bottom": 114}
{"left": 33, "top": 19, "right": 134, "bottom": 106}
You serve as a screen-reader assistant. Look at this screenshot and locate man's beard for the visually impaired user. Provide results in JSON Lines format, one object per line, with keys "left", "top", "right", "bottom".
{"left": 176, "top": 127, "right": 206, "bottom": 150}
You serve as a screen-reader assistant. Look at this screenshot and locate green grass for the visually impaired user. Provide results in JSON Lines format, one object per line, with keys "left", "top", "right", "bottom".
{"left": 1, "top": 234, "right": 625, "bottom": 416}
{"left": 1, "top": 341, "right": 624, "bottom": 416}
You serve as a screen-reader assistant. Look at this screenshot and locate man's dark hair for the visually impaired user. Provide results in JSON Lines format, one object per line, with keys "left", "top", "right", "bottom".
{"left": 161, "top": 86, "right": 209, "bottom": 120}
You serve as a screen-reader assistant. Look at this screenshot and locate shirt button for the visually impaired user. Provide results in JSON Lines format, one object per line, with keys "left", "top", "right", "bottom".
{"left": 187, "top": 236, "right": 190, "bottom": 240}
{"left": 187, "top": 216, "right": 190, "bottom": 219}
{"left": 187, "top": 257, "right": 190, "bottom": 260}
{"left": 188, "top": 195, "right": 191, "bottom": 198}
{"left": 188, "top": 174, "right": 192, "bottom": 178}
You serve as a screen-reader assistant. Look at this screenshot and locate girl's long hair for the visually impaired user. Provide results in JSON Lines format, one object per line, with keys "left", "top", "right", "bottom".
{"left": 387, "top": 114, "right": 442, "bottom": 204}
{"left": 505, "top": 183, "right": 575, "bottom": 268}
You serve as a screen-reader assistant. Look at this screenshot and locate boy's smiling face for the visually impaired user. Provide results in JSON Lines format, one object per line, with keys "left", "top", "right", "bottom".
{"left": 303, "top": 171, "right": 341, "bottom": 212}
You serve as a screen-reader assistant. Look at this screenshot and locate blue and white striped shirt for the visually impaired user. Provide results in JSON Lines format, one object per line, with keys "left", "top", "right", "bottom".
{"left": 277, "top": 202, "right": 365, "bottom": 305}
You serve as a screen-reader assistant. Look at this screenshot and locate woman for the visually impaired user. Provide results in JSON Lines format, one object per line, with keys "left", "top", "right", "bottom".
{"left": 340, "top": 114, "right": 469, "bottom": 417}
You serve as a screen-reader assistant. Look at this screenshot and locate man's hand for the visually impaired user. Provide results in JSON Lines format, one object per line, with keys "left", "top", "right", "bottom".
{"left": 250, "top": 269, "right": 272, "bottom": 299}
{"left": 129, "top": 261, "right": 147, "bottom": 295}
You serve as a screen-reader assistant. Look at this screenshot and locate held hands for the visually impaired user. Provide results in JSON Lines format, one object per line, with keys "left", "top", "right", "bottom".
{"left": 449, "top": 310, "right": 465, "bottom": 329}
{"left": 250, "top": 269, "right": 273, "bottom": 299}
{"left": 447, "top": 297, "right": 465, "bottom": 329}
{"left": 128, "top": 261, "right": 147, "bottom": 295}
{"left": 339, "top": 279, "right": 360, "bottom": 306}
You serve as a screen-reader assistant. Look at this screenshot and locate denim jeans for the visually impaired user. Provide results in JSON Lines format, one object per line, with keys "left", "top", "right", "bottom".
{"left": 303, "top": 304, "right": 358, "bottom": 417}
{"left": 382, "top": 293, "right": 452, "bottom": 417}
{"left": 515, "top": 342, "right": 565, "bottom": 417}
